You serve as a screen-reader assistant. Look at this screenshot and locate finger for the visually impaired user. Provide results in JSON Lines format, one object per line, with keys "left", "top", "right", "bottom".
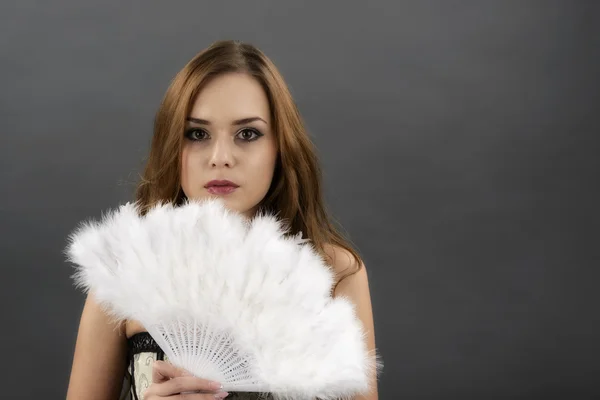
{"left": 173, "top": 392, "right": 229, "bottom": 399}
{"left": 150, "top": 376, "right": 224, "bottom": 397}
{"left": 151, "top": 360, "right": 195, "bottom": 383}
{"left": 144, "top": 389, "right": 228, "bottom": 400}
{"left": 177, "top": 391, "right": 230, "bottom": 399}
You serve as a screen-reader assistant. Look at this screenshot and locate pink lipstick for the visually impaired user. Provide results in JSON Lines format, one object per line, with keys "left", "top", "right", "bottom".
{"left": 204, "top": 180, "right": 239, "bottom": 195}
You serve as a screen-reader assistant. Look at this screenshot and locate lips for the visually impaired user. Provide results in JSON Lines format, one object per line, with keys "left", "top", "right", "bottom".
{"left": 204, "top": 180, "right": 239, "bottom": 195}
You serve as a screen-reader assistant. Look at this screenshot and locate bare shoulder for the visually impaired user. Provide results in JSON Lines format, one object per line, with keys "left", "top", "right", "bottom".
{"left": 323, "top": 243, "right": 366, "bottom": 288}
{"left": 324, "top": 244, "right": 379, "bottom": 399}
{"left": 66, "top": 292, "right": 129, "bottom": 400}
{"left": 322, "top": 243, "right": 370, "bottom": 304}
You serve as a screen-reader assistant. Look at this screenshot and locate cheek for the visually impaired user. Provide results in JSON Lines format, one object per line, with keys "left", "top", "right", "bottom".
{"left": 251, "top": 144, "right": 277, "bottom": 184}
{"left": 180, "top": 147, "right": 198, "bottom": 194}
{"left": 181, "top": 148, "right": 189, "bottom": 184}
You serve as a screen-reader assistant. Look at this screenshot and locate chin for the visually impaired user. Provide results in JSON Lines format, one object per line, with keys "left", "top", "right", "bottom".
{"left": 226, "top": 201, "right": 260, "bottom": 218}
{"left": 186, "top": 192, "right": 258, "bottom": 218}
{"left": 211, "top": 197, "right": 253, "bottom": 216}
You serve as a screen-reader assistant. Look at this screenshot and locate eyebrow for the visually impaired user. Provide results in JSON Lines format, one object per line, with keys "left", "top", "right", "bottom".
{"left": 186, "top": 116, "right": 268, "bottom": 126}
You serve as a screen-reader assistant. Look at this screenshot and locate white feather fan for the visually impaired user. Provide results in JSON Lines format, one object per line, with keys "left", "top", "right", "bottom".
{"left": 65, "top": 199, "right": 380, "bottom": 399}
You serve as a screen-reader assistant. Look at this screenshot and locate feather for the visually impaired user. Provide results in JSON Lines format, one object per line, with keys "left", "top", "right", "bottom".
{"left": 65, "top": 198, "right": 379, "bottom": 400}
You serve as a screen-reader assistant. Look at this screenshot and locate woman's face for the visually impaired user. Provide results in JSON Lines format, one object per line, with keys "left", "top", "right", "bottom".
{"left": 181, "top": 72, "right": 278, "bottom": 218}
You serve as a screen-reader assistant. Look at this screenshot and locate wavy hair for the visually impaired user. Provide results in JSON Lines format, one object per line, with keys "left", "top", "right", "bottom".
{"left": 134, "top": 40, "right": 362, "bottom": 286}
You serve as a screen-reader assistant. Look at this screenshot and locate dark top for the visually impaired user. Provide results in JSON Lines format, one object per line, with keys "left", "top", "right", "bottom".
{"left": 126, "top": 332, "right": 275, "bottom": 400}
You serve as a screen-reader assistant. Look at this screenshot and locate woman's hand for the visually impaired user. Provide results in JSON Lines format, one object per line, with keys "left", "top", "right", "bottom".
{"left": 143, "top": 360, "right": 229, "bottom": 399}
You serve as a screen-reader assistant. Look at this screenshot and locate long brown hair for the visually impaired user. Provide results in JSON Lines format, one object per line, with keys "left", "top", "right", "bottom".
{"left": 134, "top": 40, "right": 363, "bottom": 285}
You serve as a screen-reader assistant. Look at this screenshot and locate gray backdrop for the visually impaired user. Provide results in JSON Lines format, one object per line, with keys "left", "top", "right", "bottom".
{"left": 1, "top": 1, "right": 599, "bottom": 399}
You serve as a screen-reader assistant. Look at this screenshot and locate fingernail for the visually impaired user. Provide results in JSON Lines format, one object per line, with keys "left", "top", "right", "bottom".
{"left": 214, "top": 392, "right": 229, "bottom": 399}
{"left": 210, "top": 382, "right": 223, "bottom": 390}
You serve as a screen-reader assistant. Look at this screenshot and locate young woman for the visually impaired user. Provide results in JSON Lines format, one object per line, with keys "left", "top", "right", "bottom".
{"left": 66, "top": 40, "right": 378, "bottom": 400}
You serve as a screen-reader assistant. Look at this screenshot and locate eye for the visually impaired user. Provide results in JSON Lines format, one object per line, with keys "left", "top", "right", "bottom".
{"left": 184, "top": 128, "right": 209, "bottom": 141}
{"left": 236, "top": 128, "right": 263, "bottom": 142}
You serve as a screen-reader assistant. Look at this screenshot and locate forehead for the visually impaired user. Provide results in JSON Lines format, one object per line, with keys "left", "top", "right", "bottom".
{"left": 189, "top": 72, "right": 271, "bottom": 121}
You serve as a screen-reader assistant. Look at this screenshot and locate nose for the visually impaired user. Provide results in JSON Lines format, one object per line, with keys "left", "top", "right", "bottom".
{"left": 208, "top": 137, "right": 235, "bottom": 168}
